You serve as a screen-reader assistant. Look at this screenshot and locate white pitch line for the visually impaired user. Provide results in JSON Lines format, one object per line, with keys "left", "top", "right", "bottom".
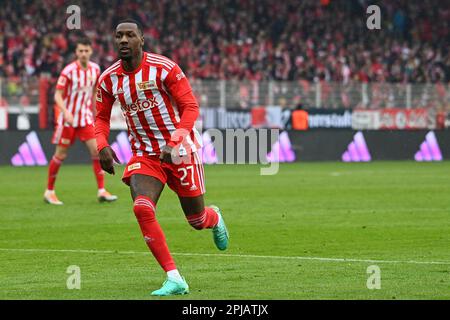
{"left": 0, "top": 247, "right": 449, "bottom": 266}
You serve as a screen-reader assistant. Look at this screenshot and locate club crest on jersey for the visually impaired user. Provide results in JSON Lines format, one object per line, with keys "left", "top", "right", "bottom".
{"left": 137, "top": 80, "right": 157, "bottom": 91}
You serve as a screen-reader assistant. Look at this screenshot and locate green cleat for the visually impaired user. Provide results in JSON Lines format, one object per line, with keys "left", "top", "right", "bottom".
{"left": 211, "top": 205, "right": 229, "bottom": 251}
{"left": 151, "top": 277, "right": 189, "bottom": 296}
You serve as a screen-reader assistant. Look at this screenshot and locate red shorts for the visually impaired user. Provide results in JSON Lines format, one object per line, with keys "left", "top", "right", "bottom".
{"left": 122, "top": 152, "right": 206, "bottom": 198}
{"left": 52, "top": 124, "right": 95, "bottom": 147}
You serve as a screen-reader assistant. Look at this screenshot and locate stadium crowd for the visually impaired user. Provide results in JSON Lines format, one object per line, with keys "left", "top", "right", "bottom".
{"left": 0, "top": 0, "right": 449, "bottom": 85}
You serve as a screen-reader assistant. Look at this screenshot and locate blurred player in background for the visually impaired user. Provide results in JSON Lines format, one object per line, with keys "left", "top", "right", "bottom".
{"left": 95, "top": 20, "right": 229, "bottom": 296}
{"left": 44, "top": 37, "right": 117, "bottom": 205}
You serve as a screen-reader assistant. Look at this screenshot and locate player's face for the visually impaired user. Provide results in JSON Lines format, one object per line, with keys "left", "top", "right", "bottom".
{"left": 75, "top": 44, "right": 92, "bottom": 65}
{"left": 115, "top": 23, "right": 144, "bottom": 60}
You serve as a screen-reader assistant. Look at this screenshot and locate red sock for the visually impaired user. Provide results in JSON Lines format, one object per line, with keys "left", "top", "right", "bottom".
{"left": 47, "top": 156, "right": 63, "bottom": 190}
{"left": 133, "top": 196, "right": 176, "bottom": 272}
{"left": 186, "top": 207, "right": 219, "bottom": 230}
{"left": 92, "top": 157, "right": 105, "bottom": 190}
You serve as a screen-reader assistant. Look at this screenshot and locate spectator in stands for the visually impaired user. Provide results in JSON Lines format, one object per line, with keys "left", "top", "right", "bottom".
{"left": 0, "top": 0, "right": 448, "bottom": 85}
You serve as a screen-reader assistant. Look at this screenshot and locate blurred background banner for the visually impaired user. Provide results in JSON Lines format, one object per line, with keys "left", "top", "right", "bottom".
{"left": 352, "top": 108, "right": 437, "bottom": 130}
{"left": 0, "top": 0, "right": 449, "bottom": 163}
{"left": 304, "top": 108, "right": 353, "bottom": 129}
{"left": 1, "top": 129, "right": 448, "bottom": 165}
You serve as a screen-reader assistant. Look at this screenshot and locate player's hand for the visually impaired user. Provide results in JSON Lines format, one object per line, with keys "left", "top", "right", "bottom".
{"left": 99, "top": 146, "right": 120, "bottom": 175}
{"left": 159, "top": 145, "right": 174, "bottom": 164}
{"left": 63, "top": 110, "right": 74, "bottom": 125}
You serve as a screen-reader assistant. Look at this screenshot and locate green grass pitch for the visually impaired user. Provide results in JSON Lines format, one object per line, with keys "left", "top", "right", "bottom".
{"left": 0, "top": 161, "right": 449, "bottom": 299}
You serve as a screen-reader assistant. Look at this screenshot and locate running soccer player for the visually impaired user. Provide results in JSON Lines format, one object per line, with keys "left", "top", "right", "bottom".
{"left": 44, "top": 37, "right": 117, "bottom": 205}
{"left": 95, "top": 20, "right": 229, "bottom": 296}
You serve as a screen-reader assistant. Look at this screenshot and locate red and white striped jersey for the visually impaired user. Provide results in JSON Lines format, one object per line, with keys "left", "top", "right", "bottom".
{"left": 96, "top": 52, "right": 202, "bottom": 156}
{"left": 56, "top": 61, "right": 101, "bottom": 127}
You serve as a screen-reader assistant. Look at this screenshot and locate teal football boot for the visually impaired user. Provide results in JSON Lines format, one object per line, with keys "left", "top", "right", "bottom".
{"left": 210, "top": 205, "right": 229, "bottom": 251}
{"left": 151, "top": 277, "right": 189, "bottom": 296}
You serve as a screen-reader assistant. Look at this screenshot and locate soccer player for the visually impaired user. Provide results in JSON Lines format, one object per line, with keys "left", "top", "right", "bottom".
{"left": 44, "top": 37, "right": 117, "bottom": 205}
{"left": 95, "top": 20, "right": 229, "bottom": 296}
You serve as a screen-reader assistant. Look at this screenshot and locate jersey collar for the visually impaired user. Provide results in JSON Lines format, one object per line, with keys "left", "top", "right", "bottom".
{"left": 118, "top": 52, "right": 147, "bottom": 75}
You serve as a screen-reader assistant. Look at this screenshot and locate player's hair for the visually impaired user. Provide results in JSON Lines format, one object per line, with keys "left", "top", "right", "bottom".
{"left": 117, "top": 18, "right": 144, "bottom": 35}
{"left": 75, "top": 36, "right": 92, "bottom": 47}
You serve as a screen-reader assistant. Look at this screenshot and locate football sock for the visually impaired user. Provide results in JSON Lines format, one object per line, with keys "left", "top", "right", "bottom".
{"left": 133, "top": 196, "right": 177, "bottom": 272}
{"left": 47, "top": 155, "right": 63, "bottom": 191}
{"left": 92, "top": 157, "right": 105, "bottom": 190}
{"left": 167, "top": 269, "right": 183, "bottom": 282}
{"left": 186, "top": 207, "right": 219, "bottom": 230}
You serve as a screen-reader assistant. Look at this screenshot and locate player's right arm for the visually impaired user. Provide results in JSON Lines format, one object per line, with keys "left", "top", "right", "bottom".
{"left": 54, "top": 74, "right": 73, "bottom": 125}
{"left": 95, "top": 82, "right": 120, "bottom": 175}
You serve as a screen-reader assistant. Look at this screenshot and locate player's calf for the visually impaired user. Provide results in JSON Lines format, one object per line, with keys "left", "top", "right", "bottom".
{"left": 45, "top": 155, "right": 65, "bottom": 205}
{"left": 186, "top": 206, "right": 219, "bottom": 230}
{"left": 133, "top": 196, "right": 177, "bottom": 272}
{"left": 186, "top": 206, "right": 229, "bottom": 251}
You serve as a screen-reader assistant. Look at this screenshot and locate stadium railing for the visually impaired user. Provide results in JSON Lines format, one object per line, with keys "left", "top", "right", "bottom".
{"left": 0, "top": 77, "right": 449, "bottom": 111}
{"left": 190, "top": 80, "right": 449, "bottom": 110}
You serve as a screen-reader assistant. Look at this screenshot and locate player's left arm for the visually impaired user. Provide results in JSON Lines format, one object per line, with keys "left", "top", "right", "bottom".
{"left": 160, "top": 64, "right": 199, "bottom": 163}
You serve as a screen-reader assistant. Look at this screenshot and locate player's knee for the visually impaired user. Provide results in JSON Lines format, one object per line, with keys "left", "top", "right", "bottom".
{"left": 54, "top": 153, "right": 67, "bottom": 161}
{"left": 133, "top": 196, "right": 156, "bottom": 222}
{"left": 55, "top": 149, "right": 68, "bottom": 160}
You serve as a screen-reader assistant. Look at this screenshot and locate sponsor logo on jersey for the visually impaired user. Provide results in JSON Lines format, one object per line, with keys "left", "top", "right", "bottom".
{"left": 176, "top": 72, "right": 186, "bottom": 81}
{"left": 128, "top": 162, "right": 141, "bottom": 171}
{"left": 96, "top": 89, "right": 102, "bottom": 102}
{"left": 121, "top": 97, "right": 158, "bottom": 114}
{"left": 61, "top": 138, "right": 71, "bottom": 145}
{"left": 137, "top": 80, "right": 157, "bottom": 91}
